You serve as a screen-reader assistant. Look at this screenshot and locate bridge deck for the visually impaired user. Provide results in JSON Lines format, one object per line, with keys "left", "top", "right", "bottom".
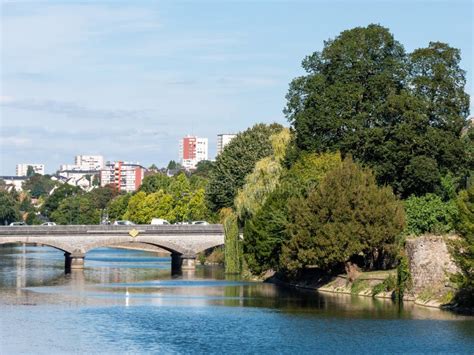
{"left": 0, "top": 224, "right": 224, "bottom": 237}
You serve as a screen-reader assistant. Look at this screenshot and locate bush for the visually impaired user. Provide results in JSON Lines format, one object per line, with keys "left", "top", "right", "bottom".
{"left": 404, "top": 193, "right": 458, "bottom": 235}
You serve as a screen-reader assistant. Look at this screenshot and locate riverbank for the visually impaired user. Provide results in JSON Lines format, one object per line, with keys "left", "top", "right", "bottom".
{"left": 266, "top": 270, "right": 394, "bottom": 300}
{"left": 266, "top": 270, "right": 472, "bottom": 315}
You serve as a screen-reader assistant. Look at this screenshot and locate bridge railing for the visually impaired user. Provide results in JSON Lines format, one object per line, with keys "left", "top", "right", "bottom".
{"left": 0, "top": 224, "right": 224, "bottom": 236}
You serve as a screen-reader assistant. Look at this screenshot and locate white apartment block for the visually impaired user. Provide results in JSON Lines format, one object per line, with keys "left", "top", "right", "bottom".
{"left": 74, "top": 155, "right": 104, "bottom": 170}
{"left": 179, "top": 136, "right": 208, "bottom": 170}
{"left": 100, "top": 161, "right": 145, "bottom": 192}
{"left": 16, "top": 163, "right": 45, "bottom": 176}
{"left": 217, "top": 134, "right": 237, "bottom": 155}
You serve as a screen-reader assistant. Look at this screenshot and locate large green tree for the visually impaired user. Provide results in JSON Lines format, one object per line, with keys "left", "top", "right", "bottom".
{"left": 206, "top": 123, "right": 283, "bottom": 211}
{"left": 107, "top": 193, "right": 132, "bottom": 221}
{"left": 139, "top": 173, "right": 171, "bottom": 194}
{"left": 281, "top": 159, "right": 405, "bottom": 275}
{"left": 51, "top": 195, "right": 100, "bottom": 225}
{"left": 285, "top": 24, "right": 470, "bottom": 197}
{"left": 0, "top": 191, "right": 20, "bottom": 225}
{"left": 243, "top": 152, "right": 342, "bottom": 275}
{"left": 42, "top": 184, "right": 82, "bottom": 218}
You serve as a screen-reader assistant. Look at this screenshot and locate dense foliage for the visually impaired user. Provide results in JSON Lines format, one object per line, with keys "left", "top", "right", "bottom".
{"left": 451, "top": 186, "right": 474, "bottom": 306}
{"left": 285, "top": 24, "right": 470, "bottom": 198}
{"left": 122, "top": 173, "right": 212, "bottom": 224}
{"left": 235, "top": 129, "right": 291, "bottom": 221}
{"left": 206, "top": 123, "right": 283, "bottom": 211}
{"left": 404, "top": 194, "right": 458, "bottom": 235}
{"left": 282, "top": 159, "right": 405, "bottom": 274}
{"left": 22, "top": 174, "right": 56, "bottom": 198}
{"left": 243, "top": 152, "right": 342, "bottom": 274}
{"left": 0, "top": 191, "right": 20, "bottom": 225}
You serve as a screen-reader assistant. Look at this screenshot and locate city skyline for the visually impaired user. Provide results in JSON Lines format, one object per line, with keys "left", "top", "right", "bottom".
{"left": 1, "top": 0, "right": 473, "bottom": 175}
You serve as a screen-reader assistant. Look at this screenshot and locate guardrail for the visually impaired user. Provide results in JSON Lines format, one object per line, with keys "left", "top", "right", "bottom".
{"left": 0, "top": 224, "right": 224, "bottom": 236}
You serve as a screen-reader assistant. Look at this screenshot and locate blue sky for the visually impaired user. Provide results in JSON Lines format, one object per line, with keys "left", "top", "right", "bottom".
{"left": 1, "top": 0, "right": 472, "bottom": 175}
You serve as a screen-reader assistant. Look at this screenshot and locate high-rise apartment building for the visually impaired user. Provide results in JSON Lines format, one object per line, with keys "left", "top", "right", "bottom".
{"left": 74, "top": 155, "right": 104, "bottom": 170}
{"left": 16, "top": 163, "right": 45, "bottom": 176}
{"left": 179, "top": 135, "right": 208, "bottom": 170}
{"left": 100, "top": 161, "right": 145, "bottom": 192}
{"left": 217, "top": 134, "right": 237, "bottom": 155}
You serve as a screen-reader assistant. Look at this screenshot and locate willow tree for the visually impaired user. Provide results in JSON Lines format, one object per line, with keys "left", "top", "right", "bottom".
{"left": 221, "top": 208, "right": 241, "bottom": 274}
{"left": 243, "top": 152, "right": 342, "bottom": 275}
{"left": 235, "top": 128, "right": 291, "bottom": 221}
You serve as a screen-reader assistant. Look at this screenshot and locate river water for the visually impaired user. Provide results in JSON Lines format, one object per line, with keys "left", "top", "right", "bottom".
{"left": 0, "top": 245, "right": 473, "bottom": 354}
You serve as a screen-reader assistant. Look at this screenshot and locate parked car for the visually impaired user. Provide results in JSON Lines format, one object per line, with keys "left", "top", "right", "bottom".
{"left": 113, "top": 220, "right": 135, "bottom": 226}
{"left": 192, "top": 221, "right": 209, "bottom": 225}
{"left": 150, "top": 218, "right": 170, "bottom": 225}
{"left": 9, "top": 222, "right": 26, "bottom": 226}
{"left": 41, "top": 222, "right": 57, "bottom": 226}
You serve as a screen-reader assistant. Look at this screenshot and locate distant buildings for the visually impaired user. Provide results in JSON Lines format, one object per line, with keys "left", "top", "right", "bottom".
{"left": 217, "top": 134, "right": 236, "bottom": 155}
{"left": 60, "top": 155, "right": 104, "bottom": 171}
{"left": 0, "top": 176, "right": 28, "bottom": 192}
{"left": 100, "top": 161, "right": 146, "bottom": 192}
{"left": 16, "top": 163, "right": 45, "bottom": 176}
{"left": 58, "top": 155, "right": 104, "bottom": 190}
{"left": 179, "top": 135, "right": 208, "bottom": 170}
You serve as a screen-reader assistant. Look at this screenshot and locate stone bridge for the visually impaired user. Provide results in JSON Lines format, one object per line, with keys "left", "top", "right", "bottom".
{"left": 0, "top": 225, "right": 225, "bottom": 272}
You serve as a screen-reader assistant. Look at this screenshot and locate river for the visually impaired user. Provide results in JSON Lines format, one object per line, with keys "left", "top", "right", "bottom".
{"left": 0, "top": 245, "right": 473, "bottom": 354}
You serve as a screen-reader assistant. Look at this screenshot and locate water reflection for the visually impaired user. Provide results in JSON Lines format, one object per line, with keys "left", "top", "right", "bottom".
{"left": 0, "top": 244, "right": 470, "bottom": 321}
{"left": 1, "top": 244, "right": 473, "bottom": 354}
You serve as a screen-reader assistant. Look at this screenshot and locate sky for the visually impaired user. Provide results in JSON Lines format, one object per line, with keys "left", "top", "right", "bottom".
{"left": 0, "top": 0, "right": 473, "bottom": 175}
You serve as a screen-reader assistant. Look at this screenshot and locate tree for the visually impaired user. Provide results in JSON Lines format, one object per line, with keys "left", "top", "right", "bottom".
{"left": 123, "top": 191, "right": 147, "bottom": 223}
{"left": 281, "top": 159, "right": 405, "bottom": 275}
{"left": 107, "top": 193, "right": 132, "bottom": 221}
{"left": 235, "top": 129, "right": 291, "bottom": 221}
{"left": 285, "top": 24, "right": 470, "bottom": 197}
{"left": 23, "top": 174, "right": 56, "bottom": 198}
{"left": 206, "top": 123, "right": 283, "bottom": 211}
{"left": 167, "top": 160, "right": 181, "bottom": 170}
{"left": 451, "top": 185, "right": 474, "bottom": 307}
{"left": 26, "top": 166, "right": 35, "bottom": 177}
{"left": 51, "top": 195, "right": 100, "bottom": 225}
{"left": 243, "top": 152, "right": 342, "bottom": 275}
{"left": 0, "top": 191, "right": 20, "bottom": 225}
{"left": 409, "top": 42, "right": 469, "bottom": 134}
{"left": 193, "top": 160, "right": 215, "bottom": 179}
{"left": 42, "top": 184, "right": 82, "bottom": 218}
{"left": 88, "top": 185, "right": 118, "bottom": 210}
{"left": 139, "top": 173, "right": 171, "bottom": 194}
{"left": 404, "top": 194, "right": 458, "bottom": 235}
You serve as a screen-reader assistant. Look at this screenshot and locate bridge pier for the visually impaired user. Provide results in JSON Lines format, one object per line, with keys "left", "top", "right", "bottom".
{"left": 65, "top": 251, "right": 85, "bottom": 273}
{"left": 171, "top": 253, "right": 196, "bottom": 274}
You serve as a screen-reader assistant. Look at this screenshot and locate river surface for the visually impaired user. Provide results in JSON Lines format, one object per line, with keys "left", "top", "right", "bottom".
{"left": 0, "top": 245, "right": 473, "bottom": 354}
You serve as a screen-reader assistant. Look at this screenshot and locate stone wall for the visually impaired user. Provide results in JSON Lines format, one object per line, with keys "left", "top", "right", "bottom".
{"left": 405, "top": 235, "right": 459, "bottom": 296}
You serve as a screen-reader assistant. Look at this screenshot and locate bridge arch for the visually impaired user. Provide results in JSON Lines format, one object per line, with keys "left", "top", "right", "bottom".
{"left": 0, "top": 240, "right": 72, "bottom": 254}
{"left": 80, "top": 238, "right": 190, "bottom": 256}
{"left": 193, "top": 241, "right": 226, "bottom": 255}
